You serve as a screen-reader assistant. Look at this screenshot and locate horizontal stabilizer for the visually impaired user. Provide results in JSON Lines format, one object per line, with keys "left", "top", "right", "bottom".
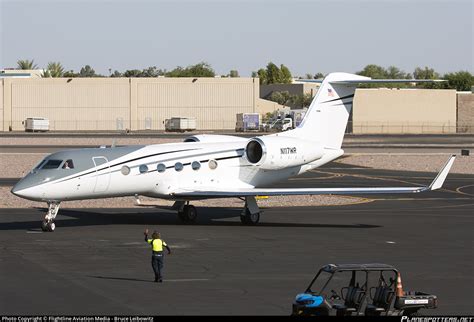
{"left": 331, "top": 79, "right": 445, "bottom": 84}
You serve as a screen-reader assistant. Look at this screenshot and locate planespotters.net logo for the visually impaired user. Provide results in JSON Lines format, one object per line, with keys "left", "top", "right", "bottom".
{"left": 402, "top": 317, "right": 474, "bottom": 322}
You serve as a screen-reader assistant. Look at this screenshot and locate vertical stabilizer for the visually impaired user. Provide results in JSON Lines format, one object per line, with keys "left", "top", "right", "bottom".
{"left": 287, "top": 73, "right": 370, "bottom": 149}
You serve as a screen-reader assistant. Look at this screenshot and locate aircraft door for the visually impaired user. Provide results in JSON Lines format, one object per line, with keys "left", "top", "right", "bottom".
{"left": 92, "top": 156, "right": 110, "bottom": 193}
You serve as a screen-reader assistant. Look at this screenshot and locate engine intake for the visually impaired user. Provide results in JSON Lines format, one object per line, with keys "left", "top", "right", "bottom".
{"left": 244, "top": 136, "right": 323, "bottom": 170}
{"left": 246, "top": 139, "right": 264, "bottom": 164}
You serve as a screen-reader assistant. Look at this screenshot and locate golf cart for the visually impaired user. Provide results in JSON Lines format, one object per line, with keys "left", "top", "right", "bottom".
{"left": 292, "top": 264, "right": 437, "bottom": 316}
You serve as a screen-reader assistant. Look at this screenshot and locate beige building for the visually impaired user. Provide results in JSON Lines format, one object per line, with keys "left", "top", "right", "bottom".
{"left": 352, "top": 88, "right": 457, "bottom": 134}
{"left": 457, "top": 93, "right": 474, "bottom": 133}
{"left": 1, "top": 77, "right": 258, "bottom": 131}
{"left": 0, "top": 77, "right": 468, "bottom": 133}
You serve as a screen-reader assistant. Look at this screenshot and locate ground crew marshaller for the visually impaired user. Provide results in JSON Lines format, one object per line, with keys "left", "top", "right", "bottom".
{"left": 144, "top": 229, "right": 171, "bottom": 282}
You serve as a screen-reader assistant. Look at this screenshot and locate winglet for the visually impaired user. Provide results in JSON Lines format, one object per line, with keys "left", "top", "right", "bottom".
{"left": 428, "top": 155, "right": 456, "bottom": 191}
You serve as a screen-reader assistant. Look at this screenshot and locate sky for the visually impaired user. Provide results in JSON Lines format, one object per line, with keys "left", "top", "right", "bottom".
{"left": 0, "top": 0, "right": 472, "bottom": 77}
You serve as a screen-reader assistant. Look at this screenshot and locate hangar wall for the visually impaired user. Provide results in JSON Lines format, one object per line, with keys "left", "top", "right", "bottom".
{"left": 352, "top": 89, "right": 457, "bottom": 134}
{"left": 0, "top": 80, "right": 3, "bottom": 131}
{"left": 1, "top": 78, "right": 464, "bottom": 133}
{"left": 3, "top": 77, "right": 258, "bottom": 131}
{"left": 457, "top": 93, "right": 474, "bottom": 133}
{"left": 9, "top": 78, "right": 130, "bottom": 131}
{"left": 134, "top": 78, "right": 257, "bottom": 130}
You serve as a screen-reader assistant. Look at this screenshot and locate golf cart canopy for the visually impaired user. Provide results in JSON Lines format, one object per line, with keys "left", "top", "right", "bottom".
{"left": 321, "top": 264, "right": 398, "bottom": 273}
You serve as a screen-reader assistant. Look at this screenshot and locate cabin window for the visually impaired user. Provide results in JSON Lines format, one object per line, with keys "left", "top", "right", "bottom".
{"left": 191, "top": 161, "right": 201, "bottom": 171}
{"left": 62, "top": 159, "right": 74, "bottom": 169}
{"left": 121, "top": 166, "right": 130, "bottom": 175}
{"left": 139, "top": 164, "right": 149, "bottom": 174}
{"left": 175, "top": 162, "right": 184, "bottom": 172}
{"left": 41, "top": 159, "right": 63, "bottom": 169}
{"left": 157, "top": 163, "right": 166, "bottom": 173}
{"left": 209, "top": 159, "right": 218, "bottom": 170}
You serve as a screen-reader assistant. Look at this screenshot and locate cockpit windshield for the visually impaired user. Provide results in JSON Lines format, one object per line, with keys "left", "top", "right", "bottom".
{"left": 41, "top": 159, "right": 63, "bottom": 169}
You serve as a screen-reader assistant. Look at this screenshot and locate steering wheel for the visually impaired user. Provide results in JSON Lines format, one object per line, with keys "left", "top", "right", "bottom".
{"left": 330, "top": 289, "right": 341, "bottom": 300}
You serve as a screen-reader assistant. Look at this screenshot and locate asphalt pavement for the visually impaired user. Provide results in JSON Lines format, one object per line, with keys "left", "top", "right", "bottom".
{"left": 0, "top": 167, "right": 472, "bottom": 315}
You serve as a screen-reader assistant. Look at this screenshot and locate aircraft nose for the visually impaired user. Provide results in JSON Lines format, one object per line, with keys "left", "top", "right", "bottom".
{"left": 11, "top": 181, "right": 28, "bottom": 198}
{"left": 11, "top": 176, "right": 41, "bottom": 200}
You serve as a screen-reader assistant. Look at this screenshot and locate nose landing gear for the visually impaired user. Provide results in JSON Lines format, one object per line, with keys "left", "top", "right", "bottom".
{"left": 41, "top": 202, "right": 60, "bottom": 232}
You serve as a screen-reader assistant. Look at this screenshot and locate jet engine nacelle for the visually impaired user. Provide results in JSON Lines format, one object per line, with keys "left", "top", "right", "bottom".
{"left": 245, "top": 136, "right": 324, "bottom": 170}
{"left": 184, "top": 134, "right": 248, "bottom": 143}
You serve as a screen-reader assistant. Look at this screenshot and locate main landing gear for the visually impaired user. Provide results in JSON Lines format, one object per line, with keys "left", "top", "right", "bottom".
{"left": 176, "top": 201, "right": 198, "bottom": 224}
{"left": 41, "top": 202, "right": 60, "bottom": 232}
{"left": 240, "top": 196, "right": 262, "bottom": 225}
{"left": 174, "top": 196, "right": 262, "bottom": 225}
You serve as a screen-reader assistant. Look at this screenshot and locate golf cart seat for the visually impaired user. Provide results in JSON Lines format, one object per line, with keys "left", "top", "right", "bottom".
{"left": 366, "top": 285, "right": 395, "bottom": 314}
{"left": 333, "top": 284, "right": 365, "bottom": 314}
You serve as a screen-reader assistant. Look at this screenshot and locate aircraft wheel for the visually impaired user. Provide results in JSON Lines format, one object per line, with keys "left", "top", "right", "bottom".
{"left": 178, "top": 205, "right": 197, "bottom": 223}
{"left": 41, "top": 221, "right": 49, "bottom": 232}
{"left": 241, "top": 209, "right": 260, "bottom": 225}
{"left": 47, "top": 221, "right": 56, "bottom": 232}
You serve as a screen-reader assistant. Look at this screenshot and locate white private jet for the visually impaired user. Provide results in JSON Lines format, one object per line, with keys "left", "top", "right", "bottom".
{"left": 11, "top": 73, "right": 454, "bottom": 231}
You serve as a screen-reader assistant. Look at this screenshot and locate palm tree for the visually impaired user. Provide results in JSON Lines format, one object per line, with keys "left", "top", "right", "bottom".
{"left": 17, "top": 59, "right": 38, "bottom": 70}
{"left": 46, "top": 62, "right": 65, "bottom": 77}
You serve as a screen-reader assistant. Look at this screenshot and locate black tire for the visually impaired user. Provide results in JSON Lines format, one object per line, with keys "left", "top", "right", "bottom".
{"left": 177, "top": 211, "right": 187, "bottom": 222}
{"left": 41, "top": 221, "right": 48, "bottom": 232}
{"left": 178, "top": 205, "right": 197, "bottom": 223}
{"left": 47, "top": 221, "right": 55, "bottom": 232}
{"left": 241, "top": 209, "right": 260, "bottom": 225}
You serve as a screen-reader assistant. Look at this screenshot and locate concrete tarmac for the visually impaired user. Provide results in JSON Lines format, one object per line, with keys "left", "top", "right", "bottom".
{"left": 0, "top": 168, "right": 472, "bottom": 315}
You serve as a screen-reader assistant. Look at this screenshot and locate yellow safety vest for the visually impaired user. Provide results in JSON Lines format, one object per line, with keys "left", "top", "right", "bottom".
{"left": 148, "top": 238, "right": 167, "bottom": 252}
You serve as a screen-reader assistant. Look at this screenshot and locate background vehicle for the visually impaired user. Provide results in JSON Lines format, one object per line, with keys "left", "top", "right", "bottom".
{"left": 165, "top": 117, "right": 196, "bottom": 132}
{"left": 292, "top": 264, "right": 437, "bottom": 316}
{"left": 235, "top": 113, "right": 260, "bottom": 132}
{"left": 270, "top": 117, "right": 293, "bottom": 131}
{"left": 24, "top": 117, "right": 49, "bottom": 132}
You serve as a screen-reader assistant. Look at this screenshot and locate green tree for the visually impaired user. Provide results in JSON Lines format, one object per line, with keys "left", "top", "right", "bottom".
{"left": 268, "top": 91, "right": 292, "bottom": 105}
{"left": 413, "top": 66, "right": 441, "bottom": 89}
{"left": 442, "top": 71, "right": 474, "bottom": 91}
{"left": 279, "top": 64, "right": 292, "bottom": 83}
{"left": 256, "top": 68, "right": 267, "bottom": 85}
{"left": 314, "top": 72, "right": 324, "bottom": 79}
{"left": 43, "top": 62, "right": 64, "bottom": 77}
{"left": 110, "top": 70, "right": 122, "bottom": 77}
{"left": 265, "top": 62, "right": 281, "bottom": 84}
{"left": 386, "top": 66, "right": 411, "bottom": 79}
{"left": 63, "top": 70, "right": 78, "bottom": 77}
{"left": 79, "top": 65, "right": 98, "bottom": 77}
{"left": 414, "top": 66, "right": 440, "bottom": 80}
{"left": 228, "top": 70, "right": 239, "bottom": 77}
{"left": 17, "top": 59, "right": 38, "bottom": 70}
{"left": 357, "top": 64, "right": 387, "bottom": 79}
{"left": 166, "top": 62, "right": 215, "bottom": 77}
{"left": 123, "top": 69, "right": 142, "bottom": 77}
{"left": 254, "top": 62, "right": 293, "bottom": 85}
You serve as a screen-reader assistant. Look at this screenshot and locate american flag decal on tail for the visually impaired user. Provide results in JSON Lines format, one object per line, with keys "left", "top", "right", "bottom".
{"left": 327, "top": 88, "right": 335, "bottom": 97}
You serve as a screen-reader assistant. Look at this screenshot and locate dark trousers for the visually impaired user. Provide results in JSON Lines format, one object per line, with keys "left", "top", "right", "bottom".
{"left": 151, "top": 254, "right": 164, "bottom": 281}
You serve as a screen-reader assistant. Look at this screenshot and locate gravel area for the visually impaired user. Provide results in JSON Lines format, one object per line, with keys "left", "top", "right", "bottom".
{"left": 337, "top": 154, "right": 473, "bottom": 174}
